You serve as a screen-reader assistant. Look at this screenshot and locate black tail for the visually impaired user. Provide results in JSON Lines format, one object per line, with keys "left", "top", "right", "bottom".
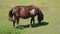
{"left": 8, "top": 9, "right": 13, "bottom": 22}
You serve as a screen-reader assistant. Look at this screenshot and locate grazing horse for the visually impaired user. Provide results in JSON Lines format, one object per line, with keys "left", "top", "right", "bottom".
{"left": 8, "top": 5, "right": 44, "bottom": 28}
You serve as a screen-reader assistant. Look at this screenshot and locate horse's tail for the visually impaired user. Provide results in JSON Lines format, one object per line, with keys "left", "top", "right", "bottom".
{"left": 8, "top": 9, "right": 14, "bottom": 22}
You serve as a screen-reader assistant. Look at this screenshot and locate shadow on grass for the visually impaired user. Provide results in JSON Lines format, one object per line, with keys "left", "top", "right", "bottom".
{"left": 16, "top": 22, "right": 49, "bottom": 29}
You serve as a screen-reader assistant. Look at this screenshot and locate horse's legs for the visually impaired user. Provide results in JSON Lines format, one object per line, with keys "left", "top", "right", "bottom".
{"left": 32, "top": 17, "right": 35, "bottom": 24}
{"left": 13, "top": 20, "right": 15, "bottom": 28}
{"left": 16, "top": 17, "right": 19, "bottom": 27}
{"left": 30, "top": 17, "right": 35, "bottom": 28}
{"left": 13, "top": 16, "right": 19, "bottom": 28}
{"left": 30, "top": 18, "right": 32, "bottom": 28}
{"left": 13, "top": 16, "right": 16, "bottom": 28}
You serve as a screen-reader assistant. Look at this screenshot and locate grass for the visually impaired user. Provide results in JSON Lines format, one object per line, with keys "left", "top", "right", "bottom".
{"left": 0, "top": 0, "right": 60, "bottom": 34}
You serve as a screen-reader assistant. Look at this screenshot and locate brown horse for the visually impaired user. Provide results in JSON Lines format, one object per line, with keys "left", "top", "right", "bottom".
{"left": 8, "top": 5, "right": 44, "bottom": 28}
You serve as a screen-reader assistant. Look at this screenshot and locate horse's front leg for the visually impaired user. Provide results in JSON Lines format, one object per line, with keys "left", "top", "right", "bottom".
{"left": 32, "top": 17, "right": 35, "bottom": 24}
{"left": 30, "top": 17, "right": 33, "bottom": 28}
{"left": 30, "top": 17, "right": 35, "bottom": 28}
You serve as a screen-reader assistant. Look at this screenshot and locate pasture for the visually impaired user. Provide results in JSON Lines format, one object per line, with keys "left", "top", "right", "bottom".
{"left": 0, "top": 0, "right": 60, "bottom": 34}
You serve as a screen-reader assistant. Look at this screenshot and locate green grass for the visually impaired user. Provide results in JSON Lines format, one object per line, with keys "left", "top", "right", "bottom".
{"left": 0, "top": 0, "right": 60, "bottom": 34}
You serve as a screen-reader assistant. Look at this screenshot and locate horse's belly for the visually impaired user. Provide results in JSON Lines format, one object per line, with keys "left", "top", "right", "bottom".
{"left": 20, "top": 15, "right": 30, "bottom": 19}
{"left": 20, "top": 12, "right": 30, "bottom": 19}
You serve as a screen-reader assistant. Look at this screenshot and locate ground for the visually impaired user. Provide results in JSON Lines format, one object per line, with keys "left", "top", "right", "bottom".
{"left": 0, "top": 0, "right": 60, "bottom": 34}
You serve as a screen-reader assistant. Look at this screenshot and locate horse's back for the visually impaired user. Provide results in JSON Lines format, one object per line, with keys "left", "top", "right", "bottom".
{"left": 12, "top": 5, "right": 39, "bottom": 19}
{"left": 19, "top": 5, "right": 36, "bottom": 18}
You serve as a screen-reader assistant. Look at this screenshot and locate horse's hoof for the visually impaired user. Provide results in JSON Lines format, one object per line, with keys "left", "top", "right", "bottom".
{"left": 30, "top": 27, "right": 32, "bottom": 28}
{"left": 29, "top": 26, "right": 32, "bottom": 28}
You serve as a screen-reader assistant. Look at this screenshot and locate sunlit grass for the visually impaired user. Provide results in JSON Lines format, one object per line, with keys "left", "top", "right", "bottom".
{"left": 0, "top": 0, "right": 60, "bottom": 34}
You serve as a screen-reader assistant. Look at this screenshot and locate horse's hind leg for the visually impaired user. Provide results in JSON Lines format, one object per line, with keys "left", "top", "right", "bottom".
{"left": 13, "top": 20, "right": 15, "bottom": 28}
{"left": 16, "top": 17, "right": 19, "bottom": 27}
{"left": 13, "top": 16, "right": 19, "bottom": 28}
{"left": 13, "top": 17, "right": 16, "bottom": 28}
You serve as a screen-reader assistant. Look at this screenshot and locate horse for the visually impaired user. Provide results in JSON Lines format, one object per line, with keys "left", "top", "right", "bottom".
{"left": 8, "top": 5, "right": 44, "bottom": 28}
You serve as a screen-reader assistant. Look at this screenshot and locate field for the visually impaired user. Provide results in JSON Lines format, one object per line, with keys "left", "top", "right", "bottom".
{"left": 0, "top": 0, "right": 60, "bottom": 34}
